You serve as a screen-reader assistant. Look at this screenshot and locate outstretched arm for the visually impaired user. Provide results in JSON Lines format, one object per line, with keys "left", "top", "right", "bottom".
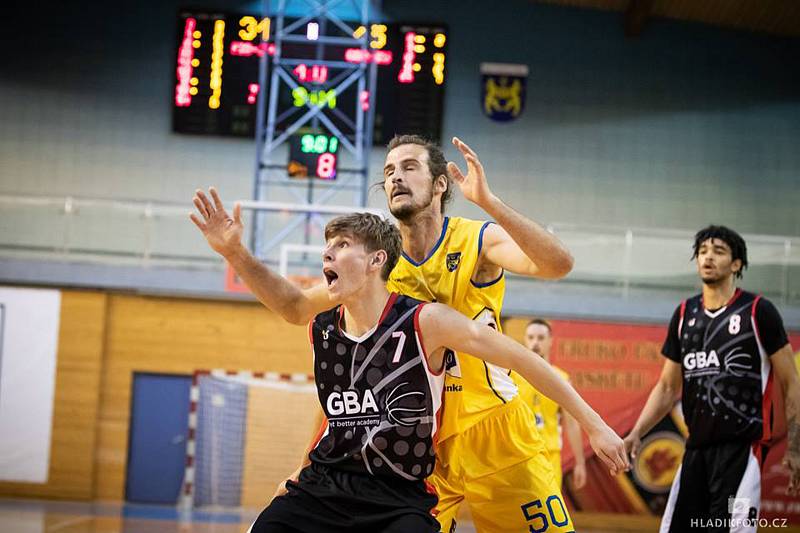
{"left": 447, "top": 137, "right": 573, "bottom": 279}
{"left": 563, "top": 410, "right": 587, "bottom": 489}
{"left": 419, "top": 303, "right": 628, "bottom": 475}
{"left": 190, "top": 187, "right": 335, "bottom": 324}
{"left": 772, "top": 343, "right": 800, "bottom": 496}
{"left": 623, "top": 359, "right": 682, "bottom": 460}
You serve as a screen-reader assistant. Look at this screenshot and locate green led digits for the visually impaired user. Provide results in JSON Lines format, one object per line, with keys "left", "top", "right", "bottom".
{"left": 300, "top": 134, "right": 339, "bottom": 154}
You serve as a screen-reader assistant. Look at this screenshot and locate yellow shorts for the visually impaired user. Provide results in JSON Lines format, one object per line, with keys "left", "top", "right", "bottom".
{"left": 429, "top": 398, "right": 574, "bottom": 533}
{"left": 547, "top": 450, "right": 563, "bottom": 490}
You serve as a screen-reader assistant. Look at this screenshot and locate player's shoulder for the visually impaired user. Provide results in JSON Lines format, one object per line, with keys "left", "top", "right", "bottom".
{"left": 748, "top": 291, "right": 781, "bottom": 316}
{"left": 394, "top": 292, "right": 429, "bottom": 310}
{"left": 446, "top": 216, "right": 497, "bottom": 254}
{"left": 684, "top": 293, "right": 703, "bottom": 307}
{"left": 677, "top": 293, "right": 702, "bottom": 316}
{"left": 737, "top": 289, "right": 761, "bottom": 304}
{"left": 447, "top": 216, "right": 489, "bottom": 234}
{"left": 312, "top": 304, "right": 341, "bottom": 330}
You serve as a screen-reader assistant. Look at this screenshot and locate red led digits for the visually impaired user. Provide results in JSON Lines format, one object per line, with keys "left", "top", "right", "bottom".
{"left": 317, "top": 153, "right": 337, "bottom": 179}
{"left": 230, "top": 41, "right": 275, "bottom": 57}
{"left": 344, "top": 49, "right": 393, "bottom": 65}
{"left": 293, "top": 64, "right": 329, "bottom": 83}
{"left": 398, "top": 32, "right": 416, "bottom": 84}
{"left": 175, "top": 18, "right": 197, "bottom": 107}
{"left": 247, "top": 84, "right": 260, "bottom": 104}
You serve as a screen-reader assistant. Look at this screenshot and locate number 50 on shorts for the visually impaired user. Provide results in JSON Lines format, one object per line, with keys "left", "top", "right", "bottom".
{"left": 520, "top": 495, "right": 573, "bottom": 533}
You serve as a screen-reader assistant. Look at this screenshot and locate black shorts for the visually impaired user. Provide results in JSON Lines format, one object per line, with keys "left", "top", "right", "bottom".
{"left": 660, "top": 441, "right": 765, "bottom": 533}
{"left": 249, "top": 462, "right": 440, "bottom": 533}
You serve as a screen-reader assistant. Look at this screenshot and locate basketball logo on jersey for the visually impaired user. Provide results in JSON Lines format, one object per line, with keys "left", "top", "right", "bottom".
{"left": 446, "top": 252, "right": 461, "bottom": 272}
{"left": 474, "top": 308, "right": 498, "bottom": 330}
{"left": 385, "top": 382, "right": 426, "bottom": 426}
{"left": 444, "top": 349, "right": 462, "bottom": 378}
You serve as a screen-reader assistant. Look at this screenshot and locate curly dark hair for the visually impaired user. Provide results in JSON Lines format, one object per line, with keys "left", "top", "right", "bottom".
{"left": 324, "top": 213, "right": 401, "bottom": 280}
{"left": 386, "top": 134, "right": 453, "bottom": 214}
{"left": 692, "top": 225, "right": 748, "bottom": 279}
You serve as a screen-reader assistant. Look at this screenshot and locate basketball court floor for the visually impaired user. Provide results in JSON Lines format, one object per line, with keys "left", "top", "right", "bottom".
{"left": 0, "top": 498, "right": 670, "bottom": 533}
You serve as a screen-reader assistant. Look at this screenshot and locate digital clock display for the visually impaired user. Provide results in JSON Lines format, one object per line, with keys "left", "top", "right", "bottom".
{"left": 172, "top": 11, "right": 447, "bottom": 144}
{"left": 288, "top": 133, "right": 339, "bottom": 180}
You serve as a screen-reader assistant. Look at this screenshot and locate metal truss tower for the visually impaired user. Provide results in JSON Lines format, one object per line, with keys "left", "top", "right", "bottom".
{"left": 250, "top": 0, "right": 380, "bottom": 262}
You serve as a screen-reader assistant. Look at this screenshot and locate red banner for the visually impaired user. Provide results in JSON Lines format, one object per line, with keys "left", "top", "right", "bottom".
{"left": 543, "top": 318, "right": 799, "bottom": 523}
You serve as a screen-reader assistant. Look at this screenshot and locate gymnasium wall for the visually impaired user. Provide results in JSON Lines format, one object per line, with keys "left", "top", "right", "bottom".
{"left": 0, "top": 291, "right": 106, "bottom": 500}
{"left": 0, "top": 288, "right": 310, "bottom": 501}
{"left": 96, "top": 294, "right": 310, "bottom": 500}
{"left": 1, "top": 288, "right": 797, "bottom": 505}
{"left": 1, "top": 0, "right": 798, "bottom": 264}
{"left": 384, "top": 0, "right": 800, "bottom": 235}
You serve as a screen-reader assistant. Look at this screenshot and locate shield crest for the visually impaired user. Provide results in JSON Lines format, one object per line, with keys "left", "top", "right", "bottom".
{"left": 480, "top": 63, "right": 528, "bottom": 122}
{"left": 446, "top": 252, "right": 461, "bottom": 272}
{"left": 444, "top": 349, "right": 461, "bottom": 378}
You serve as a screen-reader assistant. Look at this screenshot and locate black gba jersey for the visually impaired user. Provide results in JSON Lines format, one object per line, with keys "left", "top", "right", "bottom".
{"left": 662, "top": 289, "right": 789, "bottom": 448}
{"left": 308, "top": 293, "right": 445, "bottom": 481}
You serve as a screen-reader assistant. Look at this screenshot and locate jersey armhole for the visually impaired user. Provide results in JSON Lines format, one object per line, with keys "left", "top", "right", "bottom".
{"left": 472, "top": 221, "right": 504, "bottom": 288}
{"left": 477, "top": 221, "right": 495, "bottom": 257}
{"left": 678, "top": 300, "right": 687, "bottom": 337}
{"left": 307, "top": 415, "right": 329, "bottom": 455}
{"left": 751, "top": 294, "right": 764, "bottom": 351}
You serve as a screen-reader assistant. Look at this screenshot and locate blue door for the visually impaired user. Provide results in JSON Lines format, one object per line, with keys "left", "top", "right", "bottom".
{"left": 126, "top": 373, "right": 192, "bottom": 504}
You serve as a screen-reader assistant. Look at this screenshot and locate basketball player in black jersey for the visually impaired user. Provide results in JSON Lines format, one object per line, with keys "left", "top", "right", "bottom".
{"left": 624, "top": 225, "right": 800, "bottom": 533}
{"left": 248, "top": 213, "right": 628, "bottom": 533}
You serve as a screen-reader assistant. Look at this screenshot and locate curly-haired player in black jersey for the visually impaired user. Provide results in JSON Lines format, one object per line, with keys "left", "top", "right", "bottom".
{"left": 624, "top": 225, "right": 800, "bottom": 533}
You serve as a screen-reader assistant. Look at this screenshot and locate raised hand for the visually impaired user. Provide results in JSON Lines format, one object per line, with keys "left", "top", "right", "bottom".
{"left": 189, "top": 187, "right": 243, "bottom": 258}
{"left": 446, "top": 137, "right": 494, "bottom": 208}
{"left": 588, "top": 425, "right": 630, "bottom": 477}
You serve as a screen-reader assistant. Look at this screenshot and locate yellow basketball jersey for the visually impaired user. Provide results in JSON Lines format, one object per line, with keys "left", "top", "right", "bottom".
{"left": 387, "top": 216, "right": 516, "bottom": 442}
{"left": 516, "top": 365, "right": 570, "bottom": 452}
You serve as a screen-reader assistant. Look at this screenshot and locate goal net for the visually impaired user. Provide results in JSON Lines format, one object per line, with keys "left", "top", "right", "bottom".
{"left": 182, "top": 370, "right": 320, "bottom": 509}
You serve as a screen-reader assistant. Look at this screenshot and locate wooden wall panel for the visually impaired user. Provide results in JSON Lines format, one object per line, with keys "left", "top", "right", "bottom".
{"left": 0, "top": 290, "right": 106, "bottom": 500}
{"left": 240, "top": 386, "right": 321, "bottom": 508}
{"left": 94, "top": 294, "right": 310, "bottom": 500}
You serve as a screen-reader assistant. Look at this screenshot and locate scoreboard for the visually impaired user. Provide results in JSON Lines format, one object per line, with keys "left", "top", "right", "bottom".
{"left": 288, "top": 132, "right": 339, "bottom": 179}
{"left": 172, "top": 11, "right": 448, "bottom": 144}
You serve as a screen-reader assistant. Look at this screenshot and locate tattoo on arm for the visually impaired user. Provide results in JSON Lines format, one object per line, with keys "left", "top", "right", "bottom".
{"left": 788, "top": 410, "right": 800, "bottom": 456}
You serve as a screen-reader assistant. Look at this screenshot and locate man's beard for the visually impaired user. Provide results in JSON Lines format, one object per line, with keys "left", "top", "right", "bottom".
{"left": 701, "top": 271, "right": 726, "bottom": 286}
{"left": 388, "top": 189, "right": 433, "bottom": 221}
{"left": 389, "top": 202, "right": 416, "bottom": 221}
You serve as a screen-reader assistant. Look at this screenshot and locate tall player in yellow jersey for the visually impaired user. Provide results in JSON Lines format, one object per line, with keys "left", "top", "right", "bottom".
{"left": 190, "top": 136, "right": 628, "bottom": 532}
{"left": 516, "top": 319, "right": 587, "bottom": 491}
{"left": 382, "top": 136, "right": 579, "bottom": 532}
